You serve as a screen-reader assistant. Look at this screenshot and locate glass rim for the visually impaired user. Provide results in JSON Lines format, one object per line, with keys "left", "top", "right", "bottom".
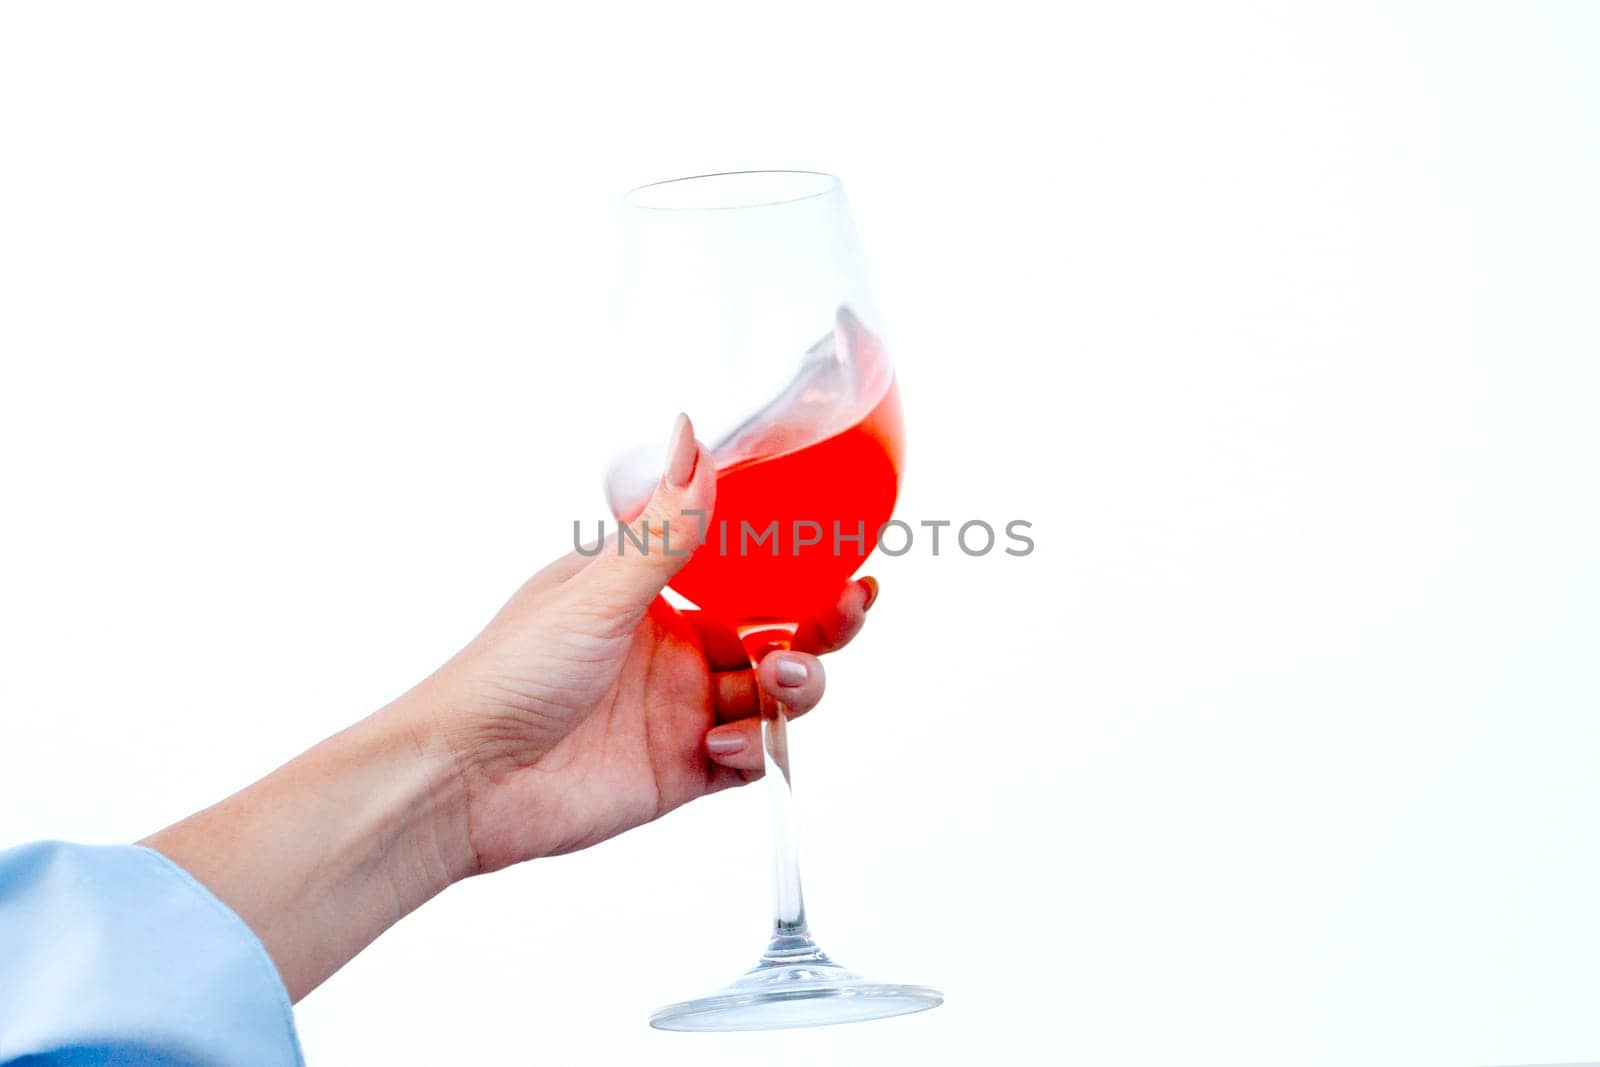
{"left": 624, "top": 170, "right": 842, "bottom": 212}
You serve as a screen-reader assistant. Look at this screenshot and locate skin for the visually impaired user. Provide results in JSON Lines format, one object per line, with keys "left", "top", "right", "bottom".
{"left": 141, "top": 414, "right": 878, "bottom": 1002}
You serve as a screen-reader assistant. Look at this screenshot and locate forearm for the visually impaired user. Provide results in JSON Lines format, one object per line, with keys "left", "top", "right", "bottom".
{"left": 141, "top": 681, "right": 474, "bottom": 1001}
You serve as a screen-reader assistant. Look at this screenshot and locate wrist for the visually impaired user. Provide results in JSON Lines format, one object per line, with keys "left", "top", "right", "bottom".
{"left": 375, "top": 674, "right": 480, "bottom": 890}
{"left": 140, "top": 686, "right": 478, "bottom": 1001}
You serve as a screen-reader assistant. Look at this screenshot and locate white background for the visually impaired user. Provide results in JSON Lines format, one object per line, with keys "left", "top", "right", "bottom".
{"left": 2, "top": 2, "right": 1598, "bottom": 1065}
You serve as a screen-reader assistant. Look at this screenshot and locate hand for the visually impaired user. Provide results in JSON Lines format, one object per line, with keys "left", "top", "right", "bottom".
{"left": 145, "top": 413, "right": 878, "bottom": 1001}
{"left": 400, "top": 413, "right": 876, "bottom": 873}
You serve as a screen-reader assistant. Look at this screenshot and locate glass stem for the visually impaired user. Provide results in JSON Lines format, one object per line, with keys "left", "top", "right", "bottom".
{"left": 738, "top": 624, "right": 821, "bottom": 959}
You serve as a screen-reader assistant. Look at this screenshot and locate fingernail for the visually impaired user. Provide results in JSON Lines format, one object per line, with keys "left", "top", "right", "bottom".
{"left": 664, "top": 413, "right": 698, "bottom": 489}
{"left": 706, "top": 730, "right": 747, "bottom": 755}
{"left": 775, "top": 656, "right": 808, "bottom": 688}
{"left": 860, "top": 576, "right": 880, "bottom": 611}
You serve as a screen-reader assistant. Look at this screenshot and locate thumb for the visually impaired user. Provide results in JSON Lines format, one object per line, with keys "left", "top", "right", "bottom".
{"left": 580, "top": 413, "right": 715, "bottom": 620}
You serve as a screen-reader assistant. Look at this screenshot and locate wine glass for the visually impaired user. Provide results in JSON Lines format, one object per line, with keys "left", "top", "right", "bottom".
{"left": 603, "top": 171, "right": 942, "bottom": 1031}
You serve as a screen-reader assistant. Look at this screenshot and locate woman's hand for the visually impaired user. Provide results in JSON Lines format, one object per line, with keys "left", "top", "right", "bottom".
{"left": 403, "top": 414, "right": 875, "bottom": 872}
{"left": 145, "top": 414, "right": 877, "bottom": 1001}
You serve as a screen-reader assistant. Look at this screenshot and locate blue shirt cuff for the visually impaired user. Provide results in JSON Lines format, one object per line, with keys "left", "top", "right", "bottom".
{"left": 0, "top": 840, "right": 304, "bottom": 1066}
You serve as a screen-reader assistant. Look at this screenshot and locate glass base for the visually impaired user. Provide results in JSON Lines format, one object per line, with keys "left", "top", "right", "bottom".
{"left": 649, "top": 934, "right": 942, "bottom": 1032}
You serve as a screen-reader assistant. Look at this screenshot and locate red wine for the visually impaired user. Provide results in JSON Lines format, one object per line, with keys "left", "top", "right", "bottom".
{"left": 613, "top": 315, "right": 904, "bottom": 625}
{"left": 672, "top": 378, "right": 903, "bottom": 624}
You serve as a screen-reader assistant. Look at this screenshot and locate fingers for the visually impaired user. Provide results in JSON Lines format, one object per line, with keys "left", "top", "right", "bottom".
{"left": 687, "top": 576, "right": 880, "bottom": 671}
{"left": 760, "top": 651, "right": 826, "bottom": 714}
{"left": 712, "top": 669, "right": 760, "bottom": 720}
{"left": 526, "top": 549, "right": 594, "bottom": 589}
{"left": 705, "top": 763, "right": 755, "bottom": 794}
{"left": 705, "top": 652, "right": 826, "bottom": 773}
{"left": 704, "top": 717, "right": 765, "bottom": 773}
{"left": 698, "top": 577, "right": 872, "bottom": 783}
{"left": 711, "top": 651, "right": 826, "bottom": 723}
{"left": 792, "top": 576, "right": 878, "bottom": 655}
{"left": 574, "top": 414, "right": 715, "bottom": 625}
{"left": 688, "top": 614, "right": 752, "bottom": 673}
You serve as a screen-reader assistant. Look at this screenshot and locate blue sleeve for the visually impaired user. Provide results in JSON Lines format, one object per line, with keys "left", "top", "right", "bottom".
{"left": 0, "top": 841, "right": 303, "bottom": 1066}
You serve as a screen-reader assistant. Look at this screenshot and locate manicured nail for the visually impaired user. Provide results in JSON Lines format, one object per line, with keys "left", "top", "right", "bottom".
{"left": 860, "top": 576, "right": 879, "bottom": 612}
{"left": 706, "top": 730, "right": 747, "bottom": 755}
{"left": 775, "top": 656, "right": 808, "bottom": 688}
{"left": 664, "top": 413, "right": 698, "bottom": 489}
